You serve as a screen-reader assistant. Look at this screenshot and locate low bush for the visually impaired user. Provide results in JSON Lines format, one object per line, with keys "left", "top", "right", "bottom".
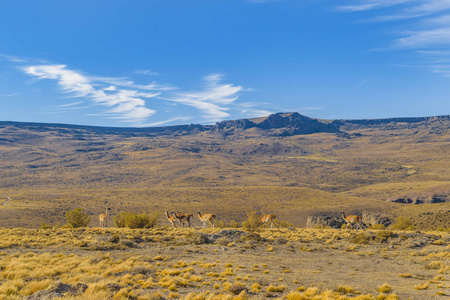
{"left": 242, "top": 211, "right": 262, "bottom": 232}
{"left": 390, "top": 216, "right": 415, "bottom": 231}
{"left": 66, "top": 208, "right": 91, "bottom": 228}
{"left": 114, "top": 212, "right": 156, "bottom": 229}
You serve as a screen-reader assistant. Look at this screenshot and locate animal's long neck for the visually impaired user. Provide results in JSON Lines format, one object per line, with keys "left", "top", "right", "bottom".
{"left": 105, "top": 208, "right": 108, "bottom": 217}
{"left": 197, "top": 212, "right": 202, "bottom": 218}
{"left": 165, "top": 211, "right": 170, "bottom": 219}
{"left": 341, "top": 212, "right": 346, "bottom": 219}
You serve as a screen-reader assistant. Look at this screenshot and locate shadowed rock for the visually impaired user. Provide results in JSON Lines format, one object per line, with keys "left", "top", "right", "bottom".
{"left": 306, "top": 216, "right": 345, "bottom": 229}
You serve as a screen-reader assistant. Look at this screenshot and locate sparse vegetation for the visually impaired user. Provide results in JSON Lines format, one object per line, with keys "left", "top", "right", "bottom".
{"left": 390, "top": 216, "right": 416, "bottom": 231}
{"left": 0, "top": 227, "right": 445, "bottom": 299}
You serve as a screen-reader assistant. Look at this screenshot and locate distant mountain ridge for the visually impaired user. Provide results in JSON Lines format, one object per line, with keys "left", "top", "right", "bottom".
{"left": 0, "top": 112, "right": 448, "bottom": 137}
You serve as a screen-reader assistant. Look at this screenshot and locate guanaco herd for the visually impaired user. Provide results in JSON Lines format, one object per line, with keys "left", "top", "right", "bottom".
{"left": 99, "top": 207, "right": 364, "bottom": 230}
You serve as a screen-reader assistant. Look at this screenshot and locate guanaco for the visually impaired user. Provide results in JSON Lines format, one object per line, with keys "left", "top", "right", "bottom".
{"left": 165, "top": 210, "right": 178, "bottom": 227}
{"left": 172, "top": 211, "right": 193, "bottom": 228}
{"left": 197, "top": 211, "right": 216, "bottom": 228}
{"left": 341, "top": 211, "right": 363, "bottom": 230}
{"left": 99, "top": 207, "right": 111, "bottom": 228}
{"left": 261, "top": 214, "right": 276, "bottom": 228}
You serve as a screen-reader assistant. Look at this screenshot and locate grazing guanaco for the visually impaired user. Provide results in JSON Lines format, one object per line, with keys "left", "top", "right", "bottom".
{"left": 261, "top": 214, "right": 276, "bottom": 228}
{"left": 165, "top": 210, "right": 178, "bottom": 227}
{"left": 99, "top": 207, "right": 111, "bottom": 228}
{"left": 172, "top": 211, "right": 193, "bottom": 228}
{"left": 341, "top": 211, "right": 363, "bottom": 230}
{"left": 197, "top": 211, "right": 216, "bottom": 228}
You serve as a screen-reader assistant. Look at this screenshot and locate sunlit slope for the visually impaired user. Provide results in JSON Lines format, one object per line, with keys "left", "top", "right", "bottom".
{"left": 0, "top": 114, "right": 448, "bottom": 228}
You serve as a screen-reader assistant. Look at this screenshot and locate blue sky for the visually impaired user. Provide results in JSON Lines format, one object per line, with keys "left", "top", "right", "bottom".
{"left": 0, "top": 0, "right": 449, "bottom": 127}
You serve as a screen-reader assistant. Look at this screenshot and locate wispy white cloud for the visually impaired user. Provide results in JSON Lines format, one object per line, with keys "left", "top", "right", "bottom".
{"left": 24, "top": 64, "right": 157, "bottom": 123}
{"left": 335, "top": 0, "right": 413, "bottom": 12}
{"left": 21, "top": 62, "right": 250, "bottom": 125}
{"left": 140, "top": 116, "right": 193, "bottom": 126}
{"left": 89, "top": 76, "right": 176, "bottom": 91}
{"left": 336, "top": 0, "right": 450, "bottom": 76}
{"left": 395, "top": 27, "right": 450, "bottom": 48}
{"left": 165, "top": 74, "right": 243, "bottom": 121}
{"left": 241, "top": 109, "right": 274, "bottom": 117}
{"left": 0, "top": 53, "right": 26, "bottom": 63}
{"left": 54, "top": 101, "right": 84, "bottom": 108}
{"left": 134, "top": 69, "right": 159, "bottom": 76}
{"left": 0, "top": 93, "right": 19, "bottom": 97}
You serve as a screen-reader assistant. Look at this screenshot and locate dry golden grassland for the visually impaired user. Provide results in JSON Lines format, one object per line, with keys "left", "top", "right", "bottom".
{"left": 0, "top": 227, "right": 448, "bottom": 299}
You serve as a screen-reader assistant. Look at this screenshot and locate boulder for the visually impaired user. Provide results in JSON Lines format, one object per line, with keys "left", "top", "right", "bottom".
{"left": 24, "top": 290, "right": 62, "bottom": 300}
{"left": 362, "top": 211, "right": 393, "bottom": 227}
{"left": 306, "top": 216, "right": 345, "bottom": 229}
{"left": 48, "top": 281, "right": 87, "bottom": 296}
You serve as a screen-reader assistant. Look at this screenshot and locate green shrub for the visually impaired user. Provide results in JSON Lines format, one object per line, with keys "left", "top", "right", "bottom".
{"left": 114, "top": 212, "right": 154, "bottom": 229}
{"left": 391, "top": 216, "right": 416, "bottom": 231}
{"left": 114, "top": 212, "right": 130, "bottom": 228}
{"left": 65, "top": 208, "right": 91, "bottom": 228}
{"left": 125, "top": 213, "right": 150, "bottom": 229}
{"left": 147, "top": 212, "right": 159, "bottom": 228}
{"left": 242, "top": 211, "right": 262, "bottom": 232}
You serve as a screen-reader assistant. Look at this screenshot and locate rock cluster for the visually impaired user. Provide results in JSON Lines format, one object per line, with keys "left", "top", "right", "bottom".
{"left": 306, "top": 216, "right": 345, "bottom": 229}
{"left": 388, "top": 193, "right": 449, "bottom": 204}
{"left": 25, "top": 281, "right": 88, "bottom": 299}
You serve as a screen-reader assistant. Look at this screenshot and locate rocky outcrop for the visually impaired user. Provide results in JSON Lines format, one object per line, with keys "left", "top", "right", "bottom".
{"left": 257, "top": 113, "right": 340, "bottom": 136}
{"left": 24, "top": 290, "right": 62, "bottom": 300}
{"left": 306, "top": 211, "right": 392, "bottom": 229}
{"left": 362, "top": 212, "right": 393, "bottom": 227}
{"left": 214, "top": 119, "right": 256, "bottom": 131}
{"left": 213, "top": 112, "right": 340, "bottom": 136}
{"left": 306, "top": 216, "right": 345, "bottom": 229}
{"left": 25, "top": 282, "right": 88, "bottom": 299}
{"left": 388, "top": 193, "right": 449, "bottom": 204}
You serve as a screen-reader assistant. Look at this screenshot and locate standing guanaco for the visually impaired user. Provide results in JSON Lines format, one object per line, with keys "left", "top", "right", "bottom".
{"left": 197, "top": 211, "right": 216, "bottom": 228}
{"left": 165, "top": 210, "right": 178, "bottom": 227}
{"left": 172, "top": 211, "right": 193, "bottom": 228}
{"left": 99, "top": 207, "right": 111, "bottom": 228}
{"left": 261, "top": 214, "right": 276, "bottom": 228}
{"left": 341, "top": 211, "right": 363, "bottom": 230}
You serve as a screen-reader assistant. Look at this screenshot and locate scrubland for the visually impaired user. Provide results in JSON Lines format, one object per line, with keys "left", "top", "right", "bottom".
{"left": 0, "top": 227, "right": 448, "bottom": 299}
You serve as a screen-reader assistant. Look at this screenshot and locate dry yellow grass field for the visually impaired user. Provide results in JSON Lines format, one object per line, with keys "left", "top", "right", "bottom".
{"left": 0, "top": 227, "right": 448, "bottom": 299}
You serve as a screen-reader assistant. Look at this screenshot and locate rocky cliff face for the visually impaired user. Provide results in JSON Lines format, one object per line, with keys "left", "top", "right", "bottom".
{"left": 2, "top": 112, "right": 448, "bottom": 138}
{"left": 388, "top": 193, "right": 449, "bottom": 204}
{"left": 258, "top": 113, "right": 340, "bottom": 136}
{"left": 213, "top": 112, "right": 340, "bottom": 136}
